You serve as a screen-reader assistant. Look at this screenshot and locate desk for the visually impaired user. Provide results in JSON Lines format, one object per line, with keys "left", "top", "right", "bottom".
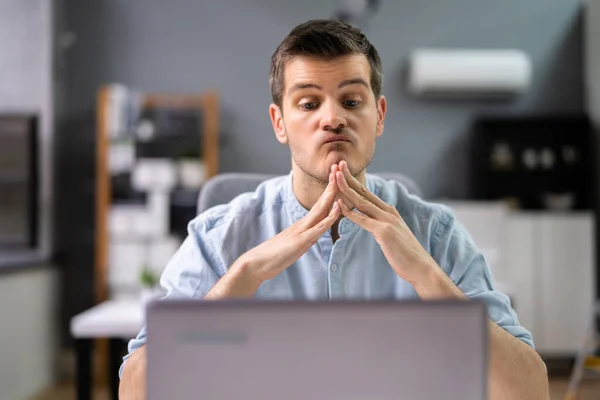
{"left": 70, "top": 300, "right": 144, "bottom": 400}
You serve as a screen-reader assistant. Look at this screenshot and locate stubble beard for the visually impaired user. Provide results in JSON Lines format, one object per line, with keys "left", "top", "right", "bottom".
{"left": 290, "top": 138, "right": 375, "bottom": 188}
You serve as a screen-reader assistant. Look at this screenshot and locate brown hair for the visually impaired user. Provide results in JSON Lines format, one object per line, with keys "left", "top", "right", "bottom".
{"left": 269, "top": 19, "right": 383, "bottom": 108}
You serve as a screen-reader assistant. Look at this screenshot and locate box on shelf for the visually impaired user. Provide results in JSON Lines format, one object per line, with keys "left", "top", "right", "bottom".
{"left": 109, "top": 205, "right": 147, "bottom": 237}
{"left": 108, "top": 239, "right": 146, "bottom": 289}
{"left": 131, "top": 158, "right": 177, "bottom": 192}
{"left": 147, "top": 235, "right": 182, "bottom": 274}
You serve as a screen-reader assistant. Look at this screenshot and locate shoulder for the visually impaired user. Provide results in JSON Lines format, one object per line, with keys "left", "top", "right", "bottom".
{"left": 187, "top": 174, "right": 289, "bottom": 238}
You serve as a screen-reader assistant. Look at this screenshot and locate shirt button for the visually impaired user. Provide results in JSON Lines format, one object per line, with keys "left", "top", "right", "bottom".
{"left": 331, "top": 264, "right": 338, "bottom": 272}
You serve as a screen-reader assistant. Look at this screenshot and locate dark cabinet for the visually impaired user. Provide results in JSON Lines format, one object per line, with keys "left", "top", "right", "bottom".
{"left": 0, "top": 115, "right": 38, "bottom": 249}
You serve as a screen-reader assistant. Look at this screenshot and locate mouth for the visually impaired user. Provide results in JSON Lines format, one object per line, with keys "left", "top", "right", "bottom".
{"left": 324, "top": 137, "right": 351, "bottom": 144}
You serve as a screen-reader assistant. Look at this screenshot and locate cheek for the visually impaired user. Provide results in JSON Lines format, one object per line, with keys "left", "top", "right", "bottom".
{"left": 355, "top": 108, "right": 378, "bottom": 130}
{"left": 285, "top": 111, "right": 320, "bottom": 136}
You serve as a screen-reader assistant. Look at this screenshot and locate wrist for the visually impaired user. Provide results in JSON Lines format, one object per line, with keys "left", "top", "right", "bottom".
{"left": 411, "top": 261, "right": 466, "bottom": 300}
{"left": 231, "top": 256, "right": 263, "bottom": 291}
{"left": 406, "top": 259, "right": 437, "bottom": 287}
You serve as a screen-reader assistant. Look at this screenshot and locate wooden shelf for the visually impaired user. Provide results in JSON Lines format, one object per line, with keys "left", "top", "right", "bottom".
{"left": 95, "top": 86, "right": 220, "bottom": 303}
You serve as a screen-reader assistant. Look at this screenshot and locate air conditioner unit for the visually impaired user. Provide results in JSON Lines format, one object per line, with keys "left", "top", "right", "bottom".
{"left": 406, "top": 48, "right": 533, "bottom": 98}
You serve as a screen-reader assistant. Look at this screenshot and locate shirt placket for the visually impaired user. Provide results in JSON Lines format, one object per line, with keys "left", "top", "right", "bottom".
{"left": 326, "top": 219, "right": 355, "bottom": 299}
{"left": 317, "top": 231, "right": 334, "bottom": 299}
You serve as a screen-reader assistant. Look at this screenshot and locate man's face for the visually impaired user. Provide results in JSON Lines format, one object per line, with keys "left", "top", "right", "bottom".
{"left": 270, "top": 54, "right": 386, "bottom": 183}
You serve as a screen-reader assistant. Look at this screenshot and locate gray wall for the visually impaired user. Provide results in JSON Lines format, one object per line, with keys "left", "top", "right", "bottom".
{"left": 64, "top": 0, "right": 584, "bottom": 198}
{"left": 586, "top": 0, "right": 600, "bottom": 127}
{"left": 0, "top": 1, "right": 58, "bottom": 396}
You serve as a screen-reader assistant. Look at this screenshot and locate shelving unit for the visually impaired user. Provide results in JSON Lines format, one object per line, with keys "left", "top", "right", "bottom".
{"left": 95, "top": 85, "right": 219, "bottom": 304}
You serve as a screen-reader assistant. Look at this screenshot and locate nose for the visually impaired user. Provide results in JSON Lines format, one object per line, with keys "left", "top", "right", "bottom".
{"left": 320, "top": 101, "right": 347, "bottom": 132}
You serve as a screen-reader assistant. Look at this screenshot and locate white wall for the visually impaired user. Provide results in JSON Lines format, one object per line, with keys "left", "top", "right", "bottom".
{"left": 0, "top": 266, "right": 58, "bottom": 400}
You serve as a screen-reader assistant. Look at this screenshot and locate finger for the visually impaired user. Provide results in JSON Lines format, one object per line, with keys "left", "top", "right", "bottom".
{"left": 302, "top": 201, "right": 341, "bottom": 242}
{"left": 335, "top": 191, "right": 353, "bottom": 210}
{"left": 324, "top": 164, "right": 351, "bottom": 210}
{"left": 339, "top": 161, "right": 390, "bottom": 211}
{"left": 338, "top": 199, "right": 377, "bottom": 232}
{"left": 335, "top": 171, "right": 388, "bottom": 220}
{"left": 302, "top": 171, "right": 338, "bottom": 227}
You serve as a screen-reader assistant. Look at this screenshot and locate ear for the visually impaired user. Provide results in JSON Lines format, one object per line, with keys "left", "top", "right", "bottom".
{"left": 269, "top": 103, "right": 288, "bottom": 144}
{"left": 375, "top": 95, "right": 387, "bottom": 138}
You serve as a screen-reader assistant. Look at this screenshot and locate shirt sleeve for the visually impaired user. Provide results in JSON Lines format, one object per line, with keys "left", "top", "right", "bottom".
{"left": 430, "top": 208, "right": 535, "bottom": 349}
{"left": 118, "top": 222, "right": 224, "bottom": 379}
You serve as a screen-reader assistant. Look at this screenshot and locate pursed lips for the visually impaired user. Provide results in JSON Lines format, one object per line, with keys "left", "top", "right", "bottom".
{"left": 324, "top": 136, "right": 351, "bottom": 144}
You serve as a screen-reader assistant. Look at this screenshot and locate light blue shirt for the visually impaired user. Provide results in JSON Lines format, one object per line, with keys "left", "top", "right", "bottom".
{"left": 120, "top": 172, "right": 533, "bottom": 377}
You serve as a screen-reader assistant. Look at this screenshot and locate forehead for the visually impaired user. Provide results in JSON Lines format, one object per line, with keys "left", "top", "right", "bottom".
{"left": 283, "top": 54, "right": 371, "bottom": 91}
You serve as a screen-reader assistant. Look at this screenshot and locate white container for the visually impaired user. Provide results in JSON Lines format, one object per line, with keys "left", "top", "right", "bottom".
{"left": 131, "top": 158, "right": 177, "bottom": 192}
{"left": 147, "top": 192, "right": 170, "bottom": 236}
{"left": 179, "top": 159, "right": 206, "bottom": 189}
{"left": 131, "top": 210, "right": 162, "bottom": 237}
{"left": 108, "top": 240, "right": 146, "bottom": 288}
{"left": 147, "top": 236, "right": 181, "bottom": 273}
{"left": 107, "top": 84, "right": 129, "bottom": 138}
{"left": 108, "top": 140, "right": 135, "bottom": 174}
{"left": 109, "top": 205, "right": 147, "bottom": 237}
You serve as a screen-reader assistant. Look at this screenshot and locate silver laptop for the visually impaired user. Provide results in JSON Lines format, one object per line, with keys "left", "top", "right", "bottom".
{"left": 146, "top": 300, "right": 488, "bottom": 400}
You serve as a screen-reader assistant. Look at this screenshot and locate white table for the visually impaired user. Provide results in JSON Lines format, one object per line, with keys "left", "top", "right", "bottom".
{"left": 70, "top": 299, "right": 144, "bottom": 400}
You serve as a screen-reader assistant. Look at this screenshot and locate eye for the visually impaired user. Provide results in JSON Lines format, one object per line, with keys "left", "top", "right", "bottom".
{"left": 299, "top": 102, "right": 319, "bottom": 111}
{"left": 343, "top": 99, "right": 361, "bottom": 108}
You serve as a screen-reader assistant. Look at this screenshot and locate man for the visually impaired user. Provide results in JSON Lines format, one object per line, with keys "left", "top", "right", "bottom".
{"left": 119, "top": 19, "right": 549, "bottom": 399}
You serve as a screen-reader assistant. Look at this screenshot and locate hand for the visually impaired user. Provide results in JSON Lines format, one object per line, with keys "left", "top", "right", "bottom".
{"left": 334, "top": 161, "right": 437, "bottom": 284}
{"left": 239, "top": 166, "right": 342, "bottom": 283}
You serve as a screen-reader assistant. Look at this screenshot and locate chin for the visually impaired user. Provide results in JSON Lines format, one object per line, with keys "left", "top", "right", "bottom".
{"left": 327, "top": 155, "right": 346, "bottom": 166}
{"left": 324, "top": 149, "right": 350, "bottom": 164}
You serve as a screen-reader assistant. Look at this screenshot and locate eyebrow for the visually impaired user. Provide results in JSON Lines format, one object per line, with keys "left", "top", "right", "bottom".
{"left": 338, "top": 78, "right": 369, "bottom": 89}
{"left": 289, "top": 83, "right": 322, "bottom": 93}
{"left": 288, "top": 78, "right": 370, "bottom": 94}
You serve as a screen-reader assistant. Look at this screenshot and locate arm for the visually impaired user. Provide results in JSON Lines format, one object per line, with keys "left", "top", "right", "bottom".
{"left": 333, "top": 160, "right": 549, "bottom": 400}
{"left": 118, "top": 232, "right": 220, "bottom": 400}
{"left": 413, "top": 267, "right": 549, "bottom": 400}
{"left": 119, "top": 168, "right": 342, "bottom": 399}
{"left": 119, "top": 345, "right": 147, "bottom": 400}
{"left": 205, "top": 170, "right": 341, "bottom": 300}
{"left": 204, "top": 260, "right": 262, "bottom": 299}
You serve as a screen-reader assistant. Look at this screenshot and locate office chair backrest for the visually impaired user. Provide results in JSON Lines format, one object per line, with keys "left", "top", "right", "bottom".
{"left": 197, "top": 172, "right": 423, "bottom": 214}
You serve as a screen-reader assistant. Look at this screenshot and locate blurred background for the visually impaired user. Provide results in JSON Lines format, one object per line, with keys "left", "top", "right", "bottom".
{"left": 1, "top": 0, "right": 600, "bottom": 399}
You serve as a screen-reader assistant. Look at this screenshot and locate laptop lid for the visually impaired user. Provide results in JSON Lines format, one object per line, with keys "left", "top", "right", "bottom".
{"left": 146, "top": 300, "right": 488, "bottom": 400}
